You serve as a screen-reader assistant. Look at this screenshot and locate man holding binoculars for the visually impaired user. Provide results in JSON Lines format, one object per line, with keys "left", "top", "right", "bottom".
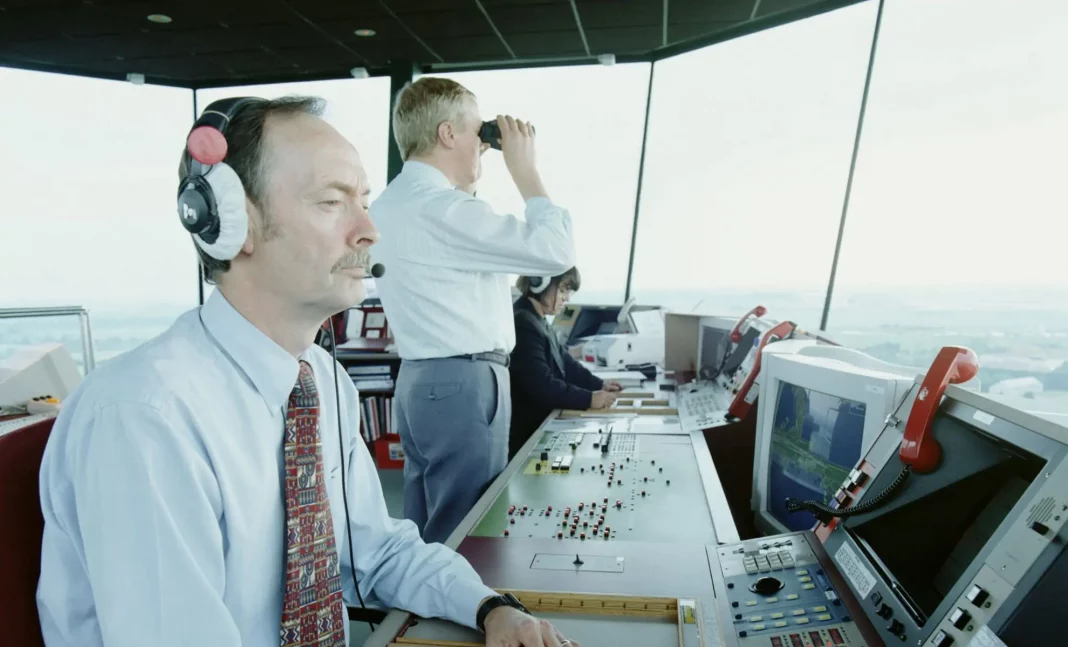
{"left": 370, "top": 77, "right": 575, "bottom": 545}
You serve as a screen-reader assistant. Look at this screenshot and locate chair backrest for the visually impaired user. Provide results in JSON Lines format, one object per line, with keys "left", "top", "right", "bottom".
{"left": 0, "top": 415, "right": 55, "bottom": 647}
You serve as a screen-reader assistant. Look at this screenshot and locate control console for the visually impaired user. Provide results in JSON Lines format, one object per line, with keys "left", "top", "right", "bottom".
{"left": 710, "top": 532, "right": 878, "bottom": 647}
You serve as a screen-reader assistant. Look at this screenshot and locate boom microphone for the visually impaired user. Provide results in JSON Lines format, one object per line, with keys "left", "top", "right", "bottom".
{"left": 370, "top": 263, "right": 385, "bottom": 278}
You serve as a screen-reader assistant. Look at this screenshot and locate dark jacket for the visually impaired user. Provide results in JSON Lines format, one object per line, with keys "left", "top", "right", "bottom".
{"left": 509, "top": 297, "right": 604, "bottom": 459}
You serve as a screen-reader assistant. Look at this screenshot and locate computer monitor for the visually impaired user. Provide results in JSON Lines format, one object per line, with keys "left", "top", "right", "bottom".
{"left": 0, "top": 343, "right": 83, "bottom": 409}
{"left": 752, "top": 350, "right": 918, "bottom": 535}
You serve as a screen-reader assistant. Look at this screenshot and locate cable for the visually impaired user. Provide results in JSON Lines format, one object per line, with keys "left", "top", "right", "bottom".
{"left": 325, "top": 322, "right": 375, "bottom": 634}
{"left": 785, "top": 465, "right": 912, "bottom": 524}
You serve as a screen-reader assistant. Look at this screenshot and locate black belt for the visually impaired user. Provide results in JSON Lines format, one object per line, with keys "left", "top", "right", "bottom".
{"left": 452, "top": 350, "right": 510, "bottom": 367}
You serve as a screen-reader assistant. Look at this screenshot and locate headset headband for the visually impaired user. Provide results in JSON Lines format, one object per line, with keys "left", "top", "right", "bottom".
{"left": 185, "top": 97, "right": 262, "bottom": 172}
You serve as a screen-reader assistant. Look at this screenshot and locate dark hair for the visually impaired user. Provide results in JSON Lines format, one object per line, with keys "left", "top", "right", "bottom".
{"left": 178, "top": 96, "right": 326, "bottom": 284}
{"left": 517, "top": 267, "right": 582, "bottom": 300}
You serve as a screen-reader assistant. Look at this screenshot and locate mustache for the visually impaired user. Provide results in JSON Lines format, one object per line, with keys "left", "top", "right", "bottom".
{"left": 332, "top": 250, "right": 372, "bottom": 272}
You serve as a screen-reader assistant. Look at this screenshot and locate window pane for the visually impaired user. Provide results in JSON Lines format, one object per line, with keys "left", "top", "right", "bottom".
{"left": 630, "top": 3, "right": 877, "bottom": 327}
{"left": 438, "top": 64, "right": 652, "bottom": 305}
{"left": 196, "top": 77, "right": 392, "bottom": 302}
{"left": 830, "top": 0, "right": 1068, "bottom": 413}
{"left": 0, "top": 69, "right": 196, "bottom": 369}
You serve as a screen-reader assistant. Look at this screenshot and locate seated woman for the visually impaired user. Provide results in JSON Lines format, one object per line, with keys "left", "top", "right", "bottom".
{"left": 508, "top": 267, "right": 623, "bottom": 459}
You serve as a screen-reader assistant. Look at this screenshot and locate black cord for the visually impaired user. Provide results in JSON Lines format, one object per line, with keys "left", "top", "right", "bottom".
{"left": 785, "top": 465, "right": 912, "bottom": 524}
{"left": 325, "top": 324, "right": 375, "bottom": 634}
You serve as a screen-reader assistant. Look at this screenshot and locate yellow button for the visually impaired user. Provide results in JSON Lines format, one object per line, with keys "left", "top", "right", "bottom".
{"left": 753, "top": 624, "right": 766, "bottom": 631}
{"left": 817, "top": 614, "right": 832, "bottom": 621}
{"left": 765, "top": 597, "right": 778, "bottom": 603}
{"left": 797, "top": 569, "right": 809, "bottom": 575}
{"left": 792, "top": 609, "right": 806, "bottom": 616}
{"left": 787, "top": 594, "right": 800, "bottom": 600}
{"left": 795, "top": 618, "right": 810, "bottom": 625}
{"left": 771, "top": 613, "right": 785, "bottom": 619}
{"left": 775, "top": 621, "right": 788, "bottom": 628}
{"left": 802, "top": 584, "right": 816, "bottom": 590}
{"left": 798, "top": 576, "right": 812, "bottom": 583}
{"left": 749, "top": 616, "right": 764, "bottom": 622}
{"left": 746, "top": 600, "right": 759, "bottom": 607}
{"left": 811, "top": 606, "right": 828, "bottom": 613}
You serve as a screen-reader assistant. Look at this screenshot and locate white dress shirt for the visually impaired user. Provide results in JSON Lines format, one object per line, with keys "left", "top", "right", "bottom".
{"left": 369, "top": 161, "right": 575, "bottom": 359}
{"left": 36, "top": 289, "right": 496, "bottom": 647}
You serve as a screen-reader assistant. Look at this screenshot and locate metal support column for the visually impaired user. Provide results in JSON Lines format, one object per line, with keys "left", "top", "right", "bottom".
{"left": 820, "top": 0, "right": 886, "bottom": 331}
{"left": 624, "top": 63, "right": 657, "bottom": 302}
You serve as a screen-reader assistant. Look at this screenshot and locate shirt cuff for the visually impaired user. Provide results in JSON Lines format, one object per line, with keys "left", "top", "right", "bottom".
{"left": 447, "top": 576, "right": 499, "bottom": 630}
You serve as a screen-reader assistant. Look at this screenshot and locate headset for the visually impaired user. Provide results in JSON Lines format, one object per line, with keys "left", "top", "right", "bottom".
{"left": 527, "top": 275, "right": 553, "bottom": 295}
{"left": 177, "top": 97, "right": 261, "bottom": 261}
{"left": 180, "top": 99, "right": 375, "bottom": 632}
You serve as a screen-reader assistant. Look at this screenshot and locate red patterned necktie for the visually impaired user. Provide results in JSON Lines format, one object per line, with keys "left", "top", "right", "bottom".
{"left": 280, "top": 360, "right": 346, "bottom": 647}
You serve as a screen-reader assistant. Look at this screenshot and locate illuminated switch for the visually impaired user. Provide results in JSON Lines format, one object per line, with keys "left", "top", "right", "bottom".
{"left": 787, "top": 594, "right": 800, "bottom": 601}
{"left": 770, "top": 613, "right": 785, "bottom": 620}
{"left": 931, "top": 631, "right": 954, "bottom": 647}
{"left": 950, "top": 608, "right": 971, "bottom": 630}
{"left": 798, "top": 577, "right": 812, "bottom": 583}
{"left": 796, "top": 570, "right": 809, "bottom": 576}
{"left": 802, "top": 584, "right": 816, "bottom": 591}
{"left": 792, "top": 610, "right": 806, "bottom": 616}
{"left": 816, "top": 614, "right": 832, "bottom": 621}
{"left": 746, "top": 601, "right": 759, "bottom": 607}
{"left": 765, "top": 598, "right": 778, "bottom": 604}
{"left": 774, "top": 621, "right": 788, "bottom": 628}
{"left": 794, "top": 618, "right": 810, "bottom": 625}
{"left": 748, "top": 616, "right": 764, "bottom": 622}
{"left": 752, "top": 624, "right": 766, "bottom": 631}
{"left": 810, "top": 606, "right": 827, "bottom": 613}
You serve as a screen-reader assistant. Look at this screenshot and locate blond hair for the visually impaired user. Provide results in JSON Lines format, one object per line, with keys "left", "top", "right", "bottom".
{"left": 392, "top": 77, "right": 476, "bottom": 161}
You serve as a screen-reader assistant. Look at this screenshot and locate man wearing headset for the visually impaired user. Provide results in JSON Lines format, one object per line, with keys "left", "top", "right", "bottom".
{"left": 36, "top": 97, "right": 579, "bottom": 647}
{"left": 370, "top": 77, "right": 575, "bottom": 545}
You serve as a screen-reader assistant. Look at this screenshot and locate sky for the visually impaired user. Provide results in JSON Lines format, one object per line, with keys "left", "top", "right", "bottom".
{"left": 1, "top": 0, "right": 1066, "bottom": 315}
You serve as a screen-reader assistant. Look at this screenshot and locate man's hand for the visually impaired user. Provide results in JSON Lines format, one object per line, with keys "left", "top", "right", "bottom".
{"left": 590, "top": 390, "right": 617, "bottom": 410}
{"left": 484, "top": 606, "right": 581, "bottom": 647}
{"left": 497, "top": 114, "right": 548, "bottom": 201}
{"left": 458, "top": 181, "right": 478, "bottom": 195}
{"left": 602, "top": 380, "right": 624, "bottom": 392}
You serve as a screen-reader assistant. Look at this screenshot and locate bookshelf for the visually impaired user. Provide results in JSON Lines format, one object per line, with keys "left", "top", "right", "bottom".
{"left": 328, "top": 304, "right": 404, "bottom": 469}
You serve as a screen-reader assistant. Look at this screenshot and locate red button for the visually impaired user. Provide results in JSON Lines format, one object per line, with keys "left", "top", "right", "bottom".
{"left": 616, "top": 500, "right": 622, "bottom": 507}
{"left": 578, "top": 503, "right": 584, "bottom": 510}
{"left": 547, "top": 505, "right": 552, "bottom": 512}
{"left": 545, "top": 510, "right": 551, "bottom": 517}
{"left": 558, "top": 532, "right": 563, "bottom": 539}
{"left": 504, "top": 530, "right": 509, "bottom": 536}
{"left": 510, "top": 518, "right": 515, "bottom": 524}
{"left": 641, "top": 491, "right": 646, "bottom": 496}
{"left": 603, "top": 498, "right": 608, "bottom": 503}
{"left": 580, "top": 533, "right": 585, "bottom": 540}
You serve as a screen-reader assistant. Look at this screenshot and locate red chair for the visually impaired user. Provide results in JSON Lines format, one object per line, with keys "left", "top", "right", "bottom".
{"left": 0, "top": 416, "right": 55, "bottom": 647}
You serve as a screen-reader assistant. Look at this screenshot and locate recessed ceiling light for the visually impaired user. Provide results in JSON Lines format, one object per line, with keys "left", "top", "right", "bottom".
{"left": 354, "top": 28, "right": 376, "bottom": 37}
{"left": 147, "top": 14, "right": 172, "bottom": 24}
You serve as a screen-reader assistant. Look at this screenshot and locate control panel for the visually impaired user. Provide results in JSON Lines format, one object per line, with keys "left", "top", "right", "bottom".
{"left": 469, "top": 420, "right": 718, "bottom": 543}
{"left": 713, "top": 532, "right": 873, "bottom": 647}
{"left": 677, "top": 383, "right": 734, "bottom": 432}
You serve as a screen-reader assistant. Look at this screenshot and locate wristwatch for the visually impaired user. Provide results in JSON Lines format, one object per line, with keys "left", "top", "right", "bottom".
{"left": 476, "top": 592, "right": 528, "bottom": 632}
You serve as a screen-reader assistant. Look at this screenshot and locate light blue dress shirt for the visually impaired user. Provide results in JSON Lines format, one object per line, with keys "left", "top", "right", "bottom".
{"left": 370, "top": 161, "right": 575, "bottom": 360}
{"left": 36, "top": 289, "right": 497, "bottom": 647}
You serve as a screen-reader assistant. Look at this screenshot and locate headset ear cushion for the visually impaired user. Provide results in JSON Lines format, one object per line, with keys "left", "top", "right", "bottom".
{"left": 194, "top": 162, "right": 249, "bottom": 261}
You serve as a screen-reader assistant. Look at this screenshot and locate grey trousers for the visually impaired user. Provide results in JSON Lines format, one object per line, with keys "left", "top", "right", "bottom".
{"left": 394, "top": 357, "right": 510, "bottom": 544}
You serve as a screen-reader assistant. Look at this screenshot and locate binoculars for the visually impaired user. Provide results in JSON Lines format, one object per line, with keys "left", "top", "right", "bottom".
{"left": 478, "top": 119, "right": 535, "bottom": 150}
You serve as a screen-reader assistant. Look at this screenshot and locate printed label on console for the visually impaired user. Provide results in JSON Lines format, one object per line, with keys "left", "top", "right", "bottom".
{"left": 969, "top": 626, "right": 1008, "bottom": 647}
{"left": 835, "top": 542, "right": 876, "bottom": 599}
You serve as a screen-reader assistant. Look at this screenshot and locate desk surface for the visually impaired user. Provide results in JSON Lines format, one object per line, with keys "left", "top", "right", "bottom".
{"left": 361, "top": 374, "right": 741, "bottom": 647}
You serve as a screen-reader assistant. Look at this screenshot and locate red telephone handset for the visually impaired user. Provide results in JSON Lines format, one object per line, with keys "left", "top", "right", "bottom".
{"left": 727, "top": 320, "right": 796, "bottom": 420}
{"left": 899, "top": 346, "right": 979, "bottom": 473}
{"left": 730, "top": 305, "right": 767, "bottom": 343}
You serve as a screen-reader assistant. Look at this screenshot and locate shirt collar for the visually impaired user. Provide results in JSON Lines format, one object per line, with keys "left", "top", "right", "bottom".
{"left": 200, "top": 289, "right": 303, "bottom": 413}
{"left": 402, "top": 160, "right": 454, "bottom": 189}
